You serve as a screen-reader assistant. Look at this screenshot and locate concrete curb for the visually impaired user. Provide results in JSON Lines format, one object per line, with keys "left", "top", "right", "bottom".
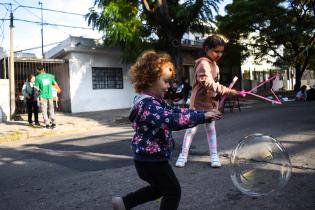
{"left": 0, "top": 100, "right": 262, "bottom": 142}
{"left": 0, "top": 116, "right": 130, "bottom": 142}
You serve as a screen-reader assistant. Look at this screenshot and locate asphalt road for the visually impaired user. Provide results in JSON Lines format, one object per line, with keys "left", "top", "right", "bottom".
{"left": 0, "top": 101, "right": 314, "bottom": 210}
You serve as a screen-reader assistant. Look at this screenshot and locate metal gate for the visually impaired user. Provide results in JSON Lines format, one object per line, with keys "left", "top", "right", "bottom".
{"left": 0, "top": 58, "right": 71, "bottom": 114}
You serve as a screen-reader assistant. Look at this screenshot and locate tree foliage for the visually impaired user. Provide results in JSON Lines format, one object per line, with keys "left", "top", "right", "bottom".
{"left": 216, "top": 0, "right": 315, "bottom": 90}
{"left": 86, "top": 0, "right": 221, "bottom": 76}
{"left": 86, "top": 0, "right": 144, "bottom": 61}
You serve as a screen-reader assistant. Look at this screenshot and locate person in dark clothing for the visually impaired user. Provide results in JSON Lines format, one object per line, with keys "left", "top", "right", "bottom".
{"left": 295, "top": 85, "right": 307, "bottom": 101}
{"left": 178, "top": 77, "right": 192, "bottom": 107}
{"left": 165, "top": 80, "right": 181, "bottom": 105}
{"left": 22, "top": 74, "right": 39, "bottom": 126}
{"left": 306, "top": 86, "right": 315, "bottom": 101}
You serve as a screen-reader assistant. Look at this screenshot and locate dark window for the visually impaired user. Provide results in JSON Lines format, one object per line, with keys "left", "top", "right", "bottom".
{"left": 92, "top": 67, "right": 123, "bottom": 89}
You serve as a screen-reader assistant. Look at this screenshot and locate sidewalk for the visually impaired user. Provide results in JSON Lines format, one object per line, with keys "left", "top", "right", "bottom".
{"left": 0, "top": 108, "right": 131, "bottom": 142}
{"left": 0, "top": 99, "right": 262, "bottom": 142}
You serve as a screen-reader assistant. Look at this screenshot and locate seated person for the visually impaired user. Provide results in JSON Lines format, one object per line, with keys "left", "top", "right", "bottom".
{"left": 296, "top": 85, "right": 307, "bottom": 101}
{"left": 165, "top": 80, "right": 182, "bottom": 105}
{"left": 306, "top": 86, "right": 315, "bottom": 101}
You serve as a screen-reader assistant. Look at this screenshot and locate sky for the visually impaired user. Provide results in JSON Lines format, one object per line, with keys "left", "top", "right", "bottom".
{"left": 0, "top": 0, "right": 232, "bottom": 58}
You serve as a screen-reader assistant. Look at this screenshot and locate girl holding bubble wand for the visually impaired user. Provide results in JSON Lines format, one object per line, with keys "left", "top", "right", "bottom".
{"left": 175, "top": 35, "right": 242, "bottom": 168}
{"left": 112, "top": 50, "right": 222, "bottom": 210}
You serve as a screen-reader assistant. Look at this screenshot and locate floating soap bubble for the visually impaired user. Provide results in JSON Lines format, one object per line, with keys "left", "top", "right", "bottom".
{"left": 230, "top": 133, "right": 292, "bottom": 197}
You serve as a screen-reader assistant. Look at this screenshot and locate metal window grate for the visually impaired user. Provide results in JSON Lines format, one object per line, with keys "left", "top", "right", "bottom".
{"left": 92, "top": 67, "right": 123, "bottom": 89}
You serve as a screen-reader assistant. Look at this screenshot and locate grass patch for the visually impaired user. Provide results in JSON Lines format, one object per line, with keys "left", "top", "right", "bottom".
{"left": 0, "top": 131, "right": 24, "bottom": 142}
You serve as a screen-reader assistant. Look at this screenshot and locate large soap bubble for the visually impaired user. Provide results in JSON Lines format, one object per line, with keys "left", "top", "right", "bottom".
{"left": 230, "top": 133, "right": 292, "bottom": 197}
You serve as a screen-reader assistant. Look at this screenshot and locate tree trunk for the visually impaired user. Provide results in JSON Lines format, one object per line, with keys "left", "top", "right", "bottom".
{"left": 294, "top": 62, "right": 302, "bottom": 92}
{"left": 162, "top": 32, "right": 184, "bottom": 80}
{"left": 169, "top": 43, "right": 183, "bottom": 80}
{"left": 142, "top": 1, "right": 186, "bottom": 80}
{"left": 294, "top": 54, "right": 310, "bottom": 91}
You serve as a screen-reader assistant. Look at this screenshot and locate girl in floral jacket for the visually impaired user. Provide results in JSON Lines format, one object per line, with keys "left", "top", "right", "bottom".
{"left": 112, "top": 50, "right": 222, "bottom": 210}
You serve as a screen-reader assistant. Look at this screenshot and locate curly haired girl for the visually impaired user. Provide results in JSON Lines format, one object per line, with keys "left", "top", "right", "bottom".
{"left": 112, "top": 50, "right": 222, "bottom": 210}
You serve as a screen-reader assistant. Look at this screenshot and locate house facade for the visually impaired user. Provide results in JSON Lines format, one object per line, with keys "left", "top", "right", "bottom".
{"left": 46, "top": 35, "right": 241, "bottom": 113}
{"left": 46, "top": 36, "right": 136, "bottom": 113}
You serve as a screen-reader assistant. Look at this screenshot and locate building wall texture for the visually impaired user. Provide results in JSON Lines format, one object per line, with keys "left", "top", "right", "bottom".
{"left": 0, "top": 79, "right": 10, "bottom": 122}
{"left": 68, "top": 52, "right": 135, "bottom": 113}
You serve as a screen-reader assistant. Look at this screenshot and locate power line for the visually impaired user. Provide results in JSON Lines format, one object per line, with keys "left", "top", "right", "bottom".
{"left": 0, "top": 2, "right": 97, "bottom": 56}
{"left": 12, "top": 35, "right": 104, "bottom": 53}
{"left": 11, "top": 0, "right": 41, "bottom": 21}
{"left": 0, "top": 2, "right": 93, "bottom": 34}
{"left": 0, "top": 18, "right": 93, "bottom": 30}
{"left": 0, "top": 3, "right": 19, "bottom": 12}
{"left": 0, "top": 2, "right": 86, "bottom": 16}
{"left": 15, "top": 18, "right": 93, "bottom": 29}
{"left": 1, "top": 7, "right": 9, "bottom": 28}
{"left": 21, "top": 5, "right": 86, "bottom": 16}
{"left": 14, "top": 41, "right": 62, "bottom": 52}
{"left": 4, "top": 1, "right": 72, "bottom": 36}
{"left": 0, "top": 8, "right": 8, "bottom": 45}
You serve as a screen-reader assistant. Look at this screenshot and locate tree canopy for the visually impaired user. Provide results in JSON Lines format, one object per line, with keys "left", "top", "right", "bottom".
{"left": 86, "top": 0, "right": 221, "bottom": 76}
{"left": 217, "top": 0, "right": 315, "bottom": 90}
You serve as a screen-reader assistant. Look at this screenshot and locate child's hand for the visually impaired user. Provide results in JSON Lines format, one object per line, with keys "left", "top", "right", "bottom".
{"left": 230, "top": 89, "right": 239, "bottom": 96}
{"left": 238, "top": 90, "right": 247, "bottom": 97}
{"left": 204, "top": 110, "right": 222, "bottom": 122}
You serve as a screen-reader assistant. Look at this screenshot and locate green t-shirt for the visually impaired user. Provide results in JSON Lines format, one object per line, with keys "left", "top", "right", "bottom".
{"left": 34, "top": 73, "right": 56, "bottom": 99}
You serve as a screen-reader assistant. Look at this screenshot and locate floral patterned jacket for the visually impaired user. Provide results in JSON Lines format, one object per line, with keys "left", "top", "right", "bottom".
{"left": 129, "top": 94, "right": 206, "bottom": 162}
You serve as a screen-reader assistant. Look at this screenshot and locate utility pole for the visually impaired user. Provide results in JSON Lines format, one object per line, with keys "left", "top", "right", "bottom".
{"left": 9, "top": 4, "right": 15, "bottom": 120}
{"left": 39, "top": 1, "right": 44, "bottom": 58}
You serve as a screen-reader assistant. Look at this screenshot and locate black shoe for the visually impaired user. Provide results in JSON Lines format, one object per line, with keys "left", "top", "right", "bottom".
{"left": 42, "top": 125, "right": 50, "bottom": 129}
{"left": 34, "top": 122, "right": 41, "bottom": 127}
{"left": 51, "top": 123, "right": 56, "bottom": 129}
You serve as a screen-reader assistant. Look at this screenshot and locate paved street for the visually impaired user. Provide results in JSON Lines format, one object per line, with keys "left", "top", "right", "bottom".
{"left": 0, "top": 101, "right": 314, "bottom": 210}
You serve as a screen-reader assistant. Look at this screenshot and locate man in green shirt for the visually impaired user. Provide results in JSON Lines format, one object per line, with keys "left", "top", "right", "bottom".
{"left": 34, "top": 64, "right": 59, "bottom": 128}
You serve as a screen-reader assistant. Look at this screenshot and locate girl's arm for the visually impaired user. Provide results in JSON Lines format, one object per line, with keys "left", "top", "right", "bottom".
{"left": 22, "top": 83, "right": 29, "bottom": 98}
{"left": 164, "top": 102, "right": 188, "bottom": 114}
{"left": 196, "top": 60, "right": 232, "bottom": 96}
{"left": 141, "top": 99, "right": 205, "bottom": 131}
{"left": 165, "top": 103, "right": 204, "bottom": 115}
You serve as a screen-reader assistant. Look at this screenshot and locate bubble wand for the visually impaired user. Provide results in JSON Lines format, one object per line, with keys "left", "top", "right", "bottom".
{"left": 240, "top": 74, "right": 282, "bottom": 105}
{"left": 219, "top": 76, "right": 238, "bottom": 109}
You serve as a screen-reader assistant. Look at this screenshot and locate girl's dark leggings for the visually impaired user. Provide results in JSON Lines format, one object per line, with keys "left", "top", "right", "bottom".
{"left": 123, "top": 160, "right": 181, "bottom": 210}
{"left": 26, "top": 100, "right": 39, "bottom": 124}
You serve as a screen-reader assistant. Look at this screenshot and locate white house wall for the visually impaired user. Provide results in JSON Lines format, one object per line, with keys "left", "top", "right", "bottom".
{"left": 0, "top": 79, "right": 10, "bottom": 122}
{"left": 68, "top": 52, "right": 135, "bottom": 113}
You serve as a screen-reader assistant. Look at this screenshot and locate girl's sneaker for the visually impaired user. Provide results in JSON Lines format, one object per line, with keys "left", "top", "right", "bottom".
{"left": 34, "top": 122, "right": 41, "bottom": 128}
{"left": 210, "top": 154, "right": 221, "bottom": 168}
{"left": 42, "top": 125, "right": 50, "bottom": 129}
{"left": 112, "top": 197, "right": 126, "bottom": 210}
{"left": 175, "top": 153, "right": 187, "bottom": 167}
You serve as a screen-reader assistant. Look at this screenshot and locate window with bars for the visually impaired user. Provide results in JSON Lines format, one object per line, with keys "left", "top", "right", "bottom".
{"left": 92, "top": 67, "right": 123, "bottom": 89}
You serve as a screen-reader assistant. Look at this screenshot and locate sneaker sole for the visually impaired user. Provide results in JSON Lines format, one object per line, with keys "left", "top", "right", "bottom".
{"left": 211, "top": 164, "right": 221, "bottom": 168}
{"left": 175, "top": 163, "right": 186, "bottom": 168}
{"left": 175, "top": 160, "right": 187, "bottom": 168}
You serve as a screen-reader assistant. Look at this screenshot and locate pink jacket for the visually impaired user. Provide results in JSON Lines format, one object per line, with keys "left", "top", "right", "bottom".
{"left": 189, "top": 57, "right": 232, "bottom": 111}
